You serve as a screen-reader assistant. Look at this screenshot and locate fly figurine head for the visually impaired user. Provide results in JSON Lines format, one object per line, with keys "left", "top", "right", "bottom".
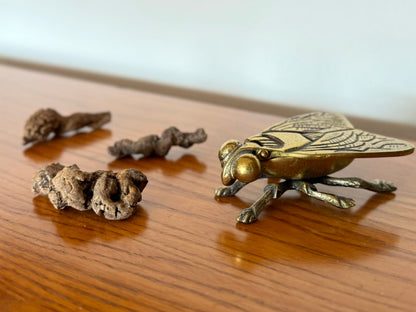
{"left": 218, "top": 140, "right": 270, "bottom": 186}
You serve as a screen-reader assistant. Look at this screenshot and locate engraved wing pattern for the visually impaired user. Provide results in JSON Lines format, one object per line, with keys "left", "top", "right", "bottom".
{"left": 298, "top": 129, "right": 414, "bottom": 157}
{"left": 248, "top": 112, "right": 414, "bottom": 158}
{"left": 263, "top": 112, "right": 353, "bottom": 134}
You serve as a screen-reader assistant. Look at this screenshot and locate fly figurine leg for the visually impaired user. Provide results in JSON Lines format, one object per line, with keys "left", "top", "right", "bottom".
{"left": 215, "top": 180, "right": 247, "bottom": 197}
{"left": 313, "top": 176, "right": 397, "bottom": 193}
{"left": 237, "top": 179, "right": 356, "bottom": 224}
{"left": 289, "top": 180, "right": 356, "bottom": 209}
{"left": 237, "top": 181, "right": 292, "bottom": 224}
{"left": 232, "top": 176, "right": 397, "bottom": 224}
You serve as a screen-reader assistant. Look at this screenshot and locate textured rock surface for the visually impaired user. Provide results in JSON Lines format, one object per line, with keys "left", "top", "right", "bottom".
{"left": 108, "top": 127, "right": 207, "bottom": 158}
{"left": 33, "top": 163, "right": 148, "bottom": 220}
{"left": 23, "top": 108, "right": 111, "bottom": 144}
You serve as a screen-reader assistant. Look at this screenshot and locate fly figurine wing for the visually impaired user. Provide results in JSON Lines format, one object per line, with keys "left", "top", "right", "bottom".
{"left": 296, "top": 129, "right": 414, "bottom": 157}
{"left": 248, "top": 112, "right": 414, "bottom": 158}
{"left": 264, "top": 111, "right": 354, "bottom": 134}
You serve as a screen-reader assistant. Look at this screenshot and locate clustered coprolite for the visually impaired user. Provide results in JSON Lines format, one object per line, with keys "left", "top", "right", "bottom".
{"left": 33, "top": 163, "right": 148, "bottom": 220}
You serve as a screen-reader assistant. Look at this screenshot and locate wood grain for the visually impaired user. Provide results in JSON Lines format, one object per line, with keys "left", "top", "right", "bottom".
{"left": 0, "top": 64, "right": 415, "bottom": 312}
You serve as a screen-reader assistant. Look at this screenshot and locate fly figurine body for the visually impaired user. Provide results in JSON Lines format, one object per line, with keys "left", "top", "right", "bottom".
{"left": 215, "top": 112, "right": 414, "bottom": 224}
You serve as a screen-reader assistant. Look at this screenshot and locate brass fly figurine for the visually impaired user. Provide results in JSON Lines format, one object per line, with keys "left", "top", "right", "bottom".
{"left": 215, "top": 112, "right": 414, "bottom": 224}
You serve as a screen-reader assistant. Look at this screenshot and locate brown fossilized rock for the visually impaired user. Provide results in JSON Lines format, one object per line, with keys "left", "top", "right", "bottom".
{"left": 108, "top": 126, "right": 207, "bottom": 158}
{"left": 33, "top": 163, "right": 148, "bottom": 220}
{"left": 23, "top": 108, "right": 111, "bottom": 145}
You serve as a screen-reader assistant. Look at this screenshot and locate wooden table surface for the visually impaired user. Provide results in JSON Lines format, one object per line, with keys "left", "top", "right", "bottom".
{"left": 1, "top": 64, "right": 415, "bottom": 312}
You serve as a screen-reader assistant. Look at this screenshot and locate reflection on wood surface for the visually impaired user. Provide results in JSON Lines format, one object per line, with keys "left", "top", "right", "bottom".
{"left": 0, "top": 64, "right": 415, "bottom": 312}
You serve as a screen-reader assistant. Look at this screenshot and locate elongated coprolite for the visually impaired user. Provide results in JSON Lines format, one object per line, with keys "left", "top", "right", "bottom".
{"left": 108, "top": 126, "right": 207, "bottom": 158}
{"left": 23, "top": 108, "right": 111, "bottom": 144}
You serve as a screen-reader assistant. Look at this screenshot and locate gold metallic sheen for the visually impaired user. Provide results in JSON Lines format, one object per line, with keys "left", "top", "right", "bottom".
{"left": 215, "top": 112, "right": 414, "bottom": 224}
{"left": 234, "top": 154, "right": 261, "bottom": 183}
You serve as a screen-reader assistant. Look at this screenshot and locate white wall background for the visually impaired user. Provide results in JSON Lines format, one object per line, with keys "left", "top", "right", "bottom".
{"left": 1, "top": 0, "right": 415, "bottom": 124}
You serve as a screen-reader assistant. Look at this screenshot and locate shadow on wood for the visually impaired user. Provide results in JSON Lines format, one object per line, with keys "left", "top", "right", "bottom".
{"left": 108, "top": 153, "right": 207, "bottom": 175}
{"left": 32, "top": 196, "right": 147, "bottom": 245}
{"left": 23, "top": 129, "right": 112, "bottom": 163}
{"left": 217, "top": 193, "right": 398, "bottom": 269}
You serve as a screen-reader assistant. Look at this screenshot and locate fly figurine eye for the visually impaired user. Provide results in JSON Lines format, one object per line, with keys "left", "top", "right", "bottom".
{"left": 234, "top": 154, "right": 261, "bottom": 183}
{"left": 218, "top": 140, "right": 240, "bottom": 166}
{"left": 215, "top": 112, "right": 414, "bottom": 224}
